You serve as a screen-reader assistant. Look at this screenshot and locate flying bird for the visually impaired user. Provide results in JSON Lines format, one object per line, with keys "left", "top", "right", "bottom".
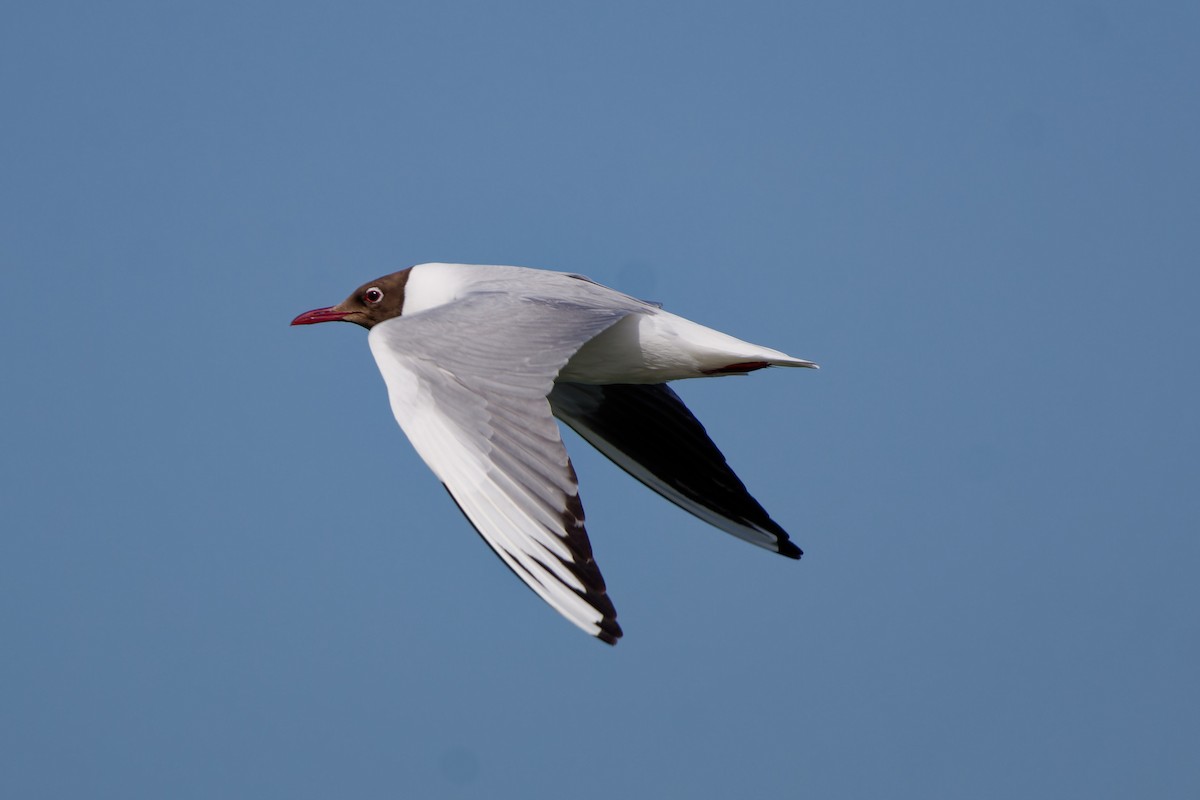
{"left": 291, "top": 263, "right": 817, "bottom": 644}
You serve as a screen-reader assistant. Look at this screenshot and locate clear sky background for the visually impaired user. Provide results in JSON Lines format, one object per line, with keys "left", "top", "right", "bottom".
{"left": 3, "top": 2, "right": 1197, "bottom": 798}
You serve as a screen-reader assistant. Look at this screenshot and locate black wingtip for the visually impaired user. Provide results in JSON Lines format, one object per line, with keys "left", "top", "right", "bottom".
{"left": 777, "top": 539, "right": 804, "bottom": 560}
{"left": 596, "top": 618, "right": 623, "bottom": 645}
{"left": 581, "top": 594, "right": 621, "bottom": 646}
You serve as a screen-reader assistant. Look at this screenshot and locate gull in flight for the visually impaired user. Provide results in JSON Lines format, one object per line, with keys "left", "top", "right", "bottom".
{"left": 292, "top": 263, "right": 817, "bottom": 644}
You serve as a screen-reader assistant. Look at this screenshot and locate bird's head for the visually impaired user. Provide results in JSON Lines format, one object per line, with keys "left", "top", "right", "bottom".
{"left": 291, "top": 269, "right": 411, "bottom": 330}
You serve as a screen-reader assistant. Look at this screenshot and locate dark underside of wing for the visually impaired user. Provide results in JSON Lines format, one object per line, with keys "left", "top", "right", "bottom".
{"left": 548, "top": 382, "right": 802, "bottom": 559}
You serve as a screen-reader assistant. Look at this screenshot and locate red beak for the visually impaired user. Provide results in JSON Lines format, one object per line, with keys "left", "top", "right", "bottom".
{"left": 291, "top": 306, "right": 350, "bottom": 325}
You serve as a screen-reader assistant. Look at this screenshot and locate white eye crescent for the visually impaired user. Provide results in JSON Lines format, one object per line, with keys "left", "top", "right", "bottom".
{"left": 363, "top": 287, "right": 384, "bottom": 305}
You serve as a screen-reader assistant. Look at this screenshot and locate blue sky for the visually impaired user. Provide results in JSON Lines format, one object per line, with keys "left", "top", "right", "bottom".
{"left": 2, "top": 1, "right": 1197, "bottom": 797}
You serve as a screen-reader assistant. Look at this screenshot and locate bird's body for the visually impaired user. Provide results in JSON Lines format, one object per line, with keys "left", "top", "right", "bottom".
{"left": 292, "top": 262, "right": 817, "bottom": 644}
{"left": 378, "top": 263, "right": 811, "bottom": 382}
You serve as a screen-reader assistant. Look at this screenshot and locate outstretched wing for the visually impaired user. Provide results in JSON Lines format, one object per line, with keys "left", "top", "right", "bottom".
{"left": 367, "top": 292, "right": 641, "bottom": 643}
{"left": 549, "top": 382, "right": 802, "bottom": 559}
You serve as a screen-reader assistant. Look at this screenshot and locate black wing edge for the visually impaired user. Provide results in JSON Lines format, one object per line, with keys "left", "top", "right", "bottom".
{"left": 441, "top": 483, "right": 624, "bottom": 645}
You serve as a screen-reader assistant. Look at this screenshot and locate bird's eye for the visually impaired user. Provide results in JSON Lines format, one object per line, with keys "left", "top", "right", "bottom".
{"left": 363, "top": 287, "right": 384, "bottom": 305}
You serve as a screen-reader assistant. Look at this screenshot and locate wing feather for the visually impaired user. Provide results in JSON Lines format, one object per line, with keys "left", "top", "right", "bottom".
{"left": 367, "top": 289, "right": 643, "bottom": 643}
{"left": 549, "top": 381, "right": 802, "bottom": 559}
